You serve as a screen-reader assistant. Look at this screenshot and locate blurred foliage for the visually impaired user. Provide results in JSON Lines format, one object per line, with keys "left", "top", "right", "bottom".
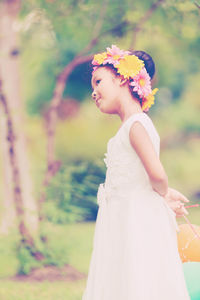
{"left": 44, "top": 158, "right": 106, "bottom": 224}
{"left": 0, "top": 0, "right": 199, "bottom": 288}
{"left": 17, "top": 0, "right": 200, "bottom": 115}
{"left": 20, "top": 0, "right": 135, "bottom": 113}
{"left": 21, "top": 99, "right": 200, "bottom": 231}
{"left": 16, "top": 235, "right": 68, "bottom": 275}
{"left": 0, "top": 0, "right": 199, "bottom": 240}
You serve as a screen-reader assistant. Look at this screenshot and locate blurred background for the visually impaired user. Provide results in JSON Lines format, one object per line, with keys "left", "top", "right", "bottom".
{"left": 0, "top": 0, "right": 200, "bottom": 299}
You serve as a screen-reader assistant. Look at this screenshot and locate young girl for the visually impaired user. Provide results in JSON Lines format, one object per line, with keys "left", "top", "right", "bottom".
{"left": 82, "top": 45, "right": 191, "bottom": 300}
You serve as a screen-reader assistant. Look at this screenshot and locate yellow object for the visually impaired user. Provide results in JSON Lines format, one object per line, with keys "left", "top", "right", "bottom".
{"left": 115, "top": 55, "right": 144, "bottom": 79}
{"left": 93, "top": 52, "right": 108, "bottom": 65}
{"left": 177, "top": 223, "right": 200, "bottom": 263}
{"left": 142, "top": 88, "right": 158, "bottom": 112}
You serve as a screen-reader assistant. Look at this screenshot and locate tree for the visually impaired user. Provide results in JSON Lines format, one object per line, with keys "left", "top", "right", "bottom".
{"left": 0, "top": 78, "right": 45, "bottom": 273}
{"left": 0, "top": 0, "right": 38, "bottom": 233}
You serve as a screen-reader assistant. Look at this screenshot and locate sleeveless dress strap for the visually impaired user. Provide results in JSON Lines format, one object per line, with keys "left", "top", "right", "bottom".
{"left": 122, "top": 113, "right": 160, "bottom": 156}
{"left": 125, "top": 113, "right": 150, "bottom": 136}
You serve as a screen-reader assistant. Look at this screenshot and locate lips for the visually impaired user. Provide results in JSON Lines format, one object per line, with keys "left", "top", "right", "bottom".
{"left": 96, "top": 98, "right": 101, "bottom": 105}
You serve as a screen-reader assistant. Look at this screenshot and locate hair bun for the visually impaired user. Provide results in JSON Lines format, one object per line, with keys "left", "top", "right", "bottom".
{"left": 132, "top": 50, "right": 155, "bottom": 79}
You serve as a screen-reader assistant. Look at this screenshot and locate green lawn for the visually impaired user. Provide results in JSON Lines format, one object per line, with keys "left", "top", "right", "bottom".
{"left": 0, "top": 221, "right": 94, "bottom": 299}
{"left": 0, "top": 207, "right": 199, "bottom": 300}
{"left": 0, "top": 279, "right": 86, "bottom": 300}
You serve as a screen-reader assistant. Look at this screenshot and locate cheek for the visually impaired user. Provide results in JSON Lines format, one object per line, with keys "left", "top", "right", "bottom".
{"left": 109, "top": 87, "right": 119, "bottom": 104}
{"left": 104, "top": 84, "right": 118, "bottom": 99}
{"left": 101, "top": 93, "right": 118, "bottom": 112}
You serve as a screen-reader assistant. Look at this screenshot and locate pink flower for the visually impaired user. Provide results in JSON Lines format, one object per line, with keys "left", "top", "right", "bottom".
{"left": 102, "top": 44, "right": 131, "bottom": 66}
{"left": 130, "top": 67, "right": 151, "bottom": 98}
{"left": 92, "top": 66, "right": 98, "bottom": 75}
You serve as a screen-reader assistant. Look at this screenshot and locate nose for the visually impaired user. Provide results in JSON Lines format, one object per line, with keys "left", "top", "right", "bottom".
{"left": 92, "top": 90, "right": 97, "bottom": 100}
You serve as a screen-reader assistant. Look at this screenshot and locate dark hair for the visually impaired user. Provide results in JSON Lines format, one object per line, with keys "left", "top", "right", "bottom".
{"left": 132, "top": 50, "right": 155, "bottom": 79}
{"left": 129, "top": 50, "right": 155, "bottom": 105}
{"left": 95, "top": 50, "right": 155, "bottom": 107}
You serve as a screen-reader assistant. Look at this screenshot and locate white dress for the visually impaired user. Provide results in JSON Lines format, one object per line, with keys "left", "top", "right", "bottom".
{"left": 82, "top": 112, "right": 191, "bottom": 300}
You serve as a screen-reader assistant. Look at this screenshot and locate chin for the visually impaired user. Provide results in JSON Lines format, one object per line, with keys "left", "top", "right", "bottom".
{"left": 98, "top": 104, "right": 107, "bottom": 112}
{"left": 97, "top": 102, "right": 105, "bottom": 112}
{"left": 100, "top": 108, "right": 113, "bottom": 115}
{"left": 98, "top": 102, "right": 114, "bottom": 114}
{"left": 99, "top": 106, "right": 106, "bottom": 113}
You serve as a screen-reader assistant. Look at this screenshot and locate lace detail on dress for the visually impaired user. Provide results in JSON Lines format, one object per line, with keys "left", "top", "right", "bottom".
{"left": 97, "top": 183, "right": 107, "bottom": 206}
{"left": 103, "top": 153, "right": 108, "bottom": 168}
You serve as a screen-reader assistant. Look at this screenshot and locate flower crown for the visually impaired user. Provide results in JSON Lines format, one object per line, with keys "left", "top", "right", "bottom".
{"left": 92, "top": 45, "right": 158, "bottom": 112}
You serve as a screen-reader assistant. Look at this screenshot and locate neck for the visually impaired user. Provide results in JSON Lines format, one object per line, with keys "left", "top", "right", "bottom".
{"left": 117, "top": 89, "right": 143, "bottom": 123}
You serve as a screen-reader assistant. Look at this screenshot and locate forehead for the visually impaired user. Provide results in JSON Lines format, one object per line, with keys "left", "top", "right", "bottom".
{"left": 91, "top": 67, "right": 113, "bottom": 87}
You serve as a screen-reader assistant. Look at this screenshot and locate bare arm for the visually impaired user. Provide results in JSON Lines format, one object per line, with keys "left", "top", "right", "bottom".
{"left": 129, "top": 121, "right": 168, "bottom": 196}
{"left": 129, "top": 121, "right": 190, "bottom": 215}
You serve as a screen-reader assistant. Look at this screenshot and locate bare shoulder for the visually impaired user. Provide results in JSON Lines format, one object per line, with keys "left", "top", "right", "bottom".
{"left": 129, "top": 120, "right": 152, "bottom": 149}
{"left": 128, "top": 115, "right": 159, "bottom": 149}
{"left": 129, "top": 120, "right": 159, "bottom": 169}
{"left": 129, "top": 120, "right": 164, "bottom": 180}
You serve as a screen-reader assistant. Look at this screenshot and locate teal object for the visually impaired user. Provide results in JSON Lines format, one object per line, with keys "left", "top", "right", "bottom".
{"left": 183, "top": 262, "right": 200, "bottom": 300}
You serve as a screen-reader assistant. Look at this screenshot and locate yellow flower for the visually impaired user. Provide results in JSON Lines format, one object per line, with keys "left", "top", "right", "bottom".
{"left": 142, "top": 99, "right": 151, "bottom": 112}
{"left": 93, "top": 52, "right": 108, "bottom": 65}
{"left": 142, "top": 88, "right": 158, "bottom": 111}
{"left": 146, "top": 88, "right": 157, "bottom": 103}
{"left": 115, "top": 55, "right": 144, "bottom": 79}
{"left": 152, "top": 88, "right": 159, "bottom": 95}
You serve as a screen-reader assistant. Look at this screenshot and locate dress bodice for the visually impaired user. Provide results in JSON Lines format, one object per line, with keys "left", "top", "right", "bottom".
{"left": 102, "top": 112, "right": 161, "bottom": 201}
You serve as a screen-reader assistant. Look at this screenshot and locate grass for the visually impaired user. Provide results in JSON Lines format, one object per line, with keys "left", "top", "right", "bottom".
{"left": 0, "top": 221, "right": 94, "bottom": 300}
{"left": 0, "top": 207, "right": 199, "bottom": 299}
{"left": 0, "top": 221, "right": 95, "bottom": 278}
{"left": 0, "top": 279, "right": 86, "bottom": 300}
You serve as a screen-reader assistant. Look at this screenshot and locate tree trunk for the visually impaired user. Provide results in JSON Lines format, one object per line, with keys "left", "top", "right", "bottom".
{"left": 0, "top": 79, "right": 44, "bottom": 260}
{"left": 0, "top": 0, "right": 38, "bottom": 234}
{"left": 0, "top": 108, "right": 16, "bottom": 234}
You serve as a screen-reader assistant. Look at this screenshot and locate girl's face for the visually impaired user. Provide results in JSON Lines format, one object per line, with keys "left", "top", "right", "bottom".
{"left": 91, "top": 67, "right": 122, "bottom": 114}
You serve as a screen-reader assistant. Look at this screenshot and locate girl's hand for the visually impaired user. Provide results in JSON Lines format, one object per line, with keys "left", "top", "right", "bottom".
{"left": 174, "top": 206, "right": 188, "bottom": 218}
{"left": 164, "top": 187, "right": 190, "bottom": 217}
{"left": 166, "top": 187, "right": 190, "bottom": 203}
